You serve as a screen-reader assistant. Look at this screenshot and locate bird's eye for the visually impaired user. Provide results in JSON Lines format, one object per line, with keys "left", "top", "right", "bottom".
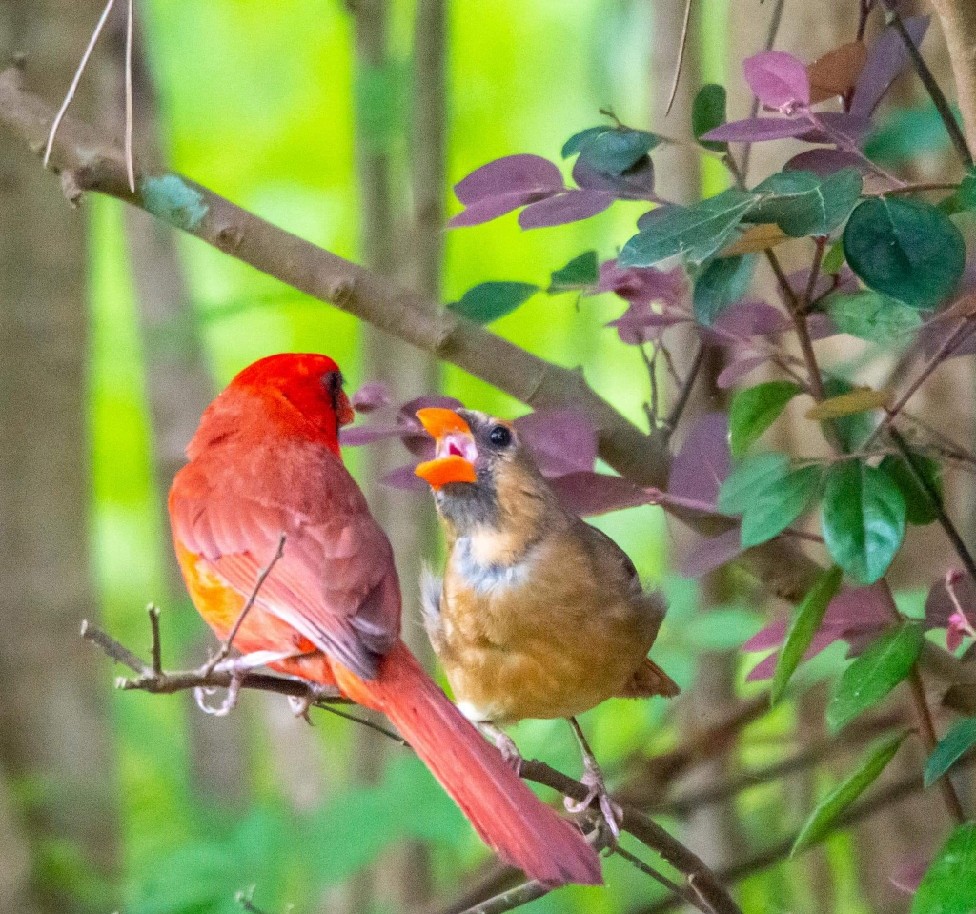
{"left": 322, "top": 371, "right": 343, "bottom": 410}
{"left": 488, "top": 425, "right": 512, "bottom": 448}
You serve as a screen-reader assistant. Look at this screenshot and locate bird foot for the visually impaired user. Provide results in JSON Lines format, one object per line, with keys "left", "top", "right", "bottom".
{"left": 477, "top": 721, "right": 523, "bottom": 773}
{"left": 193, "top": 676, "right": 243, "bottom": 717}
{"left": 564, "top": 767, "right": 623, "bottom": 847}
{"left": 287, "top": 684, "right": 329, "bottom": 723}
{"left": 193, "top": 650, "right": 295, "bottom": 717}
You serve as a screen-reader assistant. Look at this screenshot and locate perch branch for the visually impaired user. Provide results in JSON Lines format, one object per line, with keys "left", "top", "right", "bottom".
{"left": 922, "top": 0, "right": 976, "bottom": 159}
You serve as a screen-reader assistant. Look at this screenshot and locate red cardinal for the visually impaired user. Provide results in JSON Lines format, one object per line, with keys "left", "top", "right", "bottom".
{"left": 168, "top": 353, "right": 600, "bottom": 887}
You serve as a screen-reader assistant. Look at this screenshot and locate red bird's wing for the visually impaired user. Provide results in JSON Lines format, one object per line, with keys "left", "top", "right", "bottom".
{"left": 170, "top": 436, "right": 400, "bottom": 679}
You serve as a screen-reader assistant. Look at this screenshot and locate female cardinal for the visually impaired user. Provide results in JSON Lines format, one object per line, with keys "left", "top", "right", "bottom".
{"left": 168, "top": 353, "right": 600, "bottom": 887}
{"left": 414, "top": 407, "right": 679, "bottom": 834}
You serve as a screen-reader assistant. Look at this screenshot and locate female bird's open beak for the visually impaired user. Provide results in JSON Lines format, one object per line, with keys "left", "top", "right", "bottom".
{"left": 414, "top": 408, "right": 478, "bottom": 489}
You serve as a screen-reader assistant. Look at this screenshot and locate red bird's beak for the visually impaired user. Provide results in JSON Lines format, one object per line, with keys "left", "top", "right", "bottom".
{"left": 414, "top": 408, "right": 478, "bottom": 489}
{"left": 337, "top": 390, "right": 355, "bottom": 427}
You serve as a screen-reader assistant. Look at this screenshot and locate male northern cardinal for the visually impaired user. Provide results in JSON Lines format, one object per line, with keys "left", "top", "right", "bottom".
{"left": 168, "top": 353, "right": 600, "bottom": 887}
{"left": 414, "top": 407, "right": 679, "bottom": 833}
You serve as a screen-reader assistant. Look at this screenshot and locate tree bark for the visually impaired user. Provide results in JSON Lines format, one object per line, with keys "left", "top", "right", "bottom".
{"left": 0, "top": 3, "right": 117, "bottom": 911}
{"left": 927, "top": 0, "right": 976, "bottom": 155}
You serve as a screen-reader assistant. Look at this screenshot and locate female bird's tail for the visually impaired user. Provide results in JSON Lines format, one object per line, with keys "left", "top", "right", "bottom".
{"left": 336, "top": 642, "right": 602, "bottom": 887}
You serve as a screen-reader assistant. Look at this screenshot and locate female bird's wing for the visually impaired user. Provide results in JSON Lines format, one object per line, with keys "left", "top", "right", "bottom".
{"left": 170, "top": 436, "right": 400, "bottom": 679}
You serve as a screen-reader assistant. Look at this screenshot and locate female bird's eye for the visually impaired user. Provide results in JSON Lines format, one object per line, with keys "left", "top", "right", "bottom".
{"left": 488, "top": 425, "right": 512, "bottom": 448}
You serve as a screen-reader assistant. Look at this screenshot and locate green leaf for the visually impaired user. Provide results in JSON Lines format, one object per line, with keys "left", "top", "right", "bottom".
{"left": 822, "top": 460, "right": 906, "bottom": 584}
{"left": 823, "top": 376, "right": 875, "bottom": 451}
{"left": 576, "top": 127, "right": 659, "bottom": 175}
{"left": 692, "top": 84, "right": 727, "bottom": 152}
{"left": 843, "top": 196, "right": 966, "bottom": 309}
{"left": 619, "top": 189, "right": 757, "bottom": 267}
{"left": 772, "top": 566, "right": 844, "bottom": 703}
{"left": 865, "top": 103, "right": 954, "bottom": 168}
{"left": 880, "top": 454, "right": 942, "bottom": 526}
{"left": 748, "top": 169, "right": 863, "bottom": 238}
{"left": 693, "top": 255, "right": 756, "bottom": 325}
{"left": 825, "top": 290, "right": 923, "bottom": 344}
{"left": 791, "top": 731, "right": 908, "bottom": 856}
{"left": 827, "top": 622, "right": 924, "bottom": 731}
{"left": 913, "top": 824, "right": 976, "bottom": 914}
{"left": 729, "top": 381, "right": 802, "bottom": 457}
{"left": 719, "top": 454, "right": 822, "bottom": 548}
{"left": 562, "top": 127, "right": 605, "bottom": 159}
{"left": 449, "top": 281, "right": 539, "bottom": 324}
{"left": 925, "top": 717, "right": 976, "bottom": 787}
{"left": 548, "top": 250, "right": 599, "bottom": 293}
{"left": 822, "top": 237, "right": 846, "bottom": 274}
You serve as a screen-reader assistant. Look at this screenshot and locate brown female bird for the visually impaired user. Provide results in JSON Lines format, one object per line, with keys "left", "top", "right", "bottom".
{"left": 414, "top": 407, "right": 679, "bottom": 833}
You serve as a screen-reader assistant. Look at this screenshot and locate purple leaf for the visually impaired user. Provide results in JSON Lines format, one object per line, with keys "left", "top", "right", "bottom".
{"left": 925, "top": 571, "right": 976, "bottom": 629}
{"left": 607, "top": 304, "right": 688, "bottom": 345}
{"left": 548, "top": 472, "right": 650, "bottom": 517}
{"left": 598, "top": 258, "right": 687, "bottom": 307}
{"left": 797, "top": 111, "right": 871, "bottom": 146}
{"left": 667, "top": 414, "right": 731, "bottom": 507}
{"left": 676, "top": 527, "right": 744, "bottom": 578}
{"left": 514, "top": 410, "right": 598, "bottom": 476}
{"left": 339, "top": 423, "right": 407, "bottom": 447}
{"left": 351, "top": 381, "right": 391, "bottom": 414}
{"left": 702, "top": 115, "right": 814, "bottom": 143}
{"left": 890, "top": 855, "right": 928, "bottom": 895}
{"left": 713, "top": 299, "right": 790, "bottom": 337}
{"left": 746, "top": 627, "right": 839, "bottom": 682}
{"left": 917, "top": 315, "right": 976, "bottom": 361}
{"left": 518, "top": 190, "right": 614, "bottom": 229}
{"left": 380, "top": 463, "right": 428, "bottom": 492}
{"left": 851, "top": 16, "right": 930, "bottom": 119}
{"left": 398, "top": 395, "right": 464, "bottom": 458}
{"left": 743, "top": 618, "right": 788, "bottom": 652}
{"left": 717, "top": 352, "right": 769, "bottom": 389}
{"left": 743, "top": 51, "right": 811, "bottom": 110}
{"left": 785, "top": 149, "right": 867, "bottom": 176}
{"left": 448, "top": 191, "right": 549, "bottom": 228}
{"left": 454, "top": 154, "right": 564, "bottom": 205}
{"left": 807, "top": 312, "right": 840, "bottom": 341}
{"left": 573, "top": 157, "right": 655, "bottom": 201}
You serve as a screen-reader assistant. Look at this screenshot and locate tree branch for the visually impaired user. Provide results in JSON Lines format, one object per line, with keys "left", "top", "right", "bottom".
{"left": 925, "top": 0, "right": 976, "bottom": 158}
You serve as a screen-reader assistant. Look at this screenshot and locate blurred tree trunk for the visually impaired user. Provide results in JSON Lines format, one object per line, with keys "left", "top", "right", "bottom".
{"left": 650, "top": 0, "right": 743, "bottom": 883}
{"left": 0, "top": 3, "right": 117, "bottom": 911}
{"left": 99, "top": 3, "right": 253, "bottom": 810}
{"left": 344, "top": 0, "right": 441, "bottom": 909}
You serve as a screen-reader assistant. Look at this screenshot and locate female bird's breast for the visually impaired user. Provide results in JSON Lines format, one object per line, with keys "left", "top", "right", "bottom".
{"left": 436, "top": 531, "right": 655, "bottom": 723}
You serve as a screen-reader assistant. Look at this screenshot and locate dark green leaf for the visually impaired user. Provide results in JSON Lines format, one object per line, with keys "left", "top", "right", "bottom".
{"left": 548, "top": 251, "right": 599, "bottom": 293}
{"left": 822, "top": 460, "right": 906, "bottom": 584}
{"left": 925, "top": 718, "right": 976, "bottom": 787}
{"left": 843, "top": 196, "right": 966, "bottom": 309}
{"left": 825, "top": 290, "right": 923, "bottom": 344}
{"left": 772, "top": 566, "right": 844, "bottom": 704}
{"left": 573, "top": 127, "right": 659, "bottom": 175}
{"left": 718, "top": 454, "right": 822, "bottom": 548}
{"left": 748, "top": 169, "right": 863, "bottom": 238}
{"left": 693, "top": 255, "right": 756, "bottom": 325}
{"left": 880, "top": 454, "right": 942, "bottom": 526}
{"left": 562, "top": 127, "right": 605, "bottom": 159}
{"left": 449, "top": 281, "right": 539, "bottom": 324}
{"left": 827, "top": 622, "right": 924, "bottom": 731}
{"left": 791, "top": 731, "right": 908, "bottom": 855}
{"left": 620, "top": 189, "right": 757, "bottom": 267}
{"left": 913, "top": 823, "right": 976, "bottom": 914}
{"left": 865, "top": 103, "right": 954, "bottom": 168}
{"left": 693, "top": 84, "right": 727, "bottom": 152}
{"left": 729, "top": 381, "right": 802, "bottom": 457}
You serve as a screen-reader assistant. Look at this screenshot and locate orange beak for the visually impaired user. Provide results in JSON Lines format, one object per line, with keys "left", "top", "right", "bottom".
{"left": 414, "top": 408, "right": 478, "bottom": 489}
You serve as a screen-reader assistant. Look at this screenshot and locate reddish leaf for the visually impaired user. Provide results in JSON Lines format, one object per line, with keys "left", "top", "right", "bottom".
{"left": 925, "top": 571, "right": 976, "bottom": 629}
{"left": 785, "top": 149, "right": 867, "bottom": 176}
{"left": 807, "top": 41, "right": 867, "bottom": 104}
{"left": 717, "top": 353, "right": 769, "bottom": 389}
{"left": 454, "top": 154, "right": 564, "bottom": 204}
{"left": 448, "top": 191, "right": 548, "bottom": 228}
{"left": 607, "top": 304, "right": 688, "bottom": 345}
{"left": 518, "top": 190, "right": 614, "bottom": 229}
{"left": 797, "top": 111, "right": 871, "bottom": 146}
{"left": 597, "top": 259, "right": 687, "bottom": 308}
{"left": 744, "top": 51, "right": 811, "bottom": 110}
{"left": 515, "top": 410, "right": 598, "bottom": 476}
{"left": 573, "top": 157, "right": 656, "bottom": 200}
{"left": 380, "top": 463, "right": 429, "bottom": 492}
{"left": 702, "top": 115, "right": 814, "bottom": 143}
{"left": 548, "top": 472, "right": 650, "bottom": 517}
{"left": 339, "top": 423, "right": 407, "bottom": 447}
{"left": 851, "top": 16, "right": 930, "bottom": 118}
{"left": 351, "top": 381, "right": 391, "bottom": 414}
{"left": 676, "top": 528, "right": 744, "bottom": 578}
{"left": 668, "top": 414, "right": 731, "bottom": 508}
{"left": 713, "top": 299, "right": 790, "bottom": 337}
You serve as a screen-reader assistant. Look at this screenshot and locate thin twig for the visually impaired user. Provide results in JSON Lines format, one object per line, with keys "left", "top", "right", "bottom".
{"left": 887, "top": 426, "right": 976, "bottom": 583}
{"left": 614, "top": 845, "right": 699, "bottom": 906}
{"left": 664, "top": 0, "right": 694, "bottom": 115}
{"left": 124, "top": 0, "right": 135, "bottom": 192}
{"left": 454, "top": 879, "right": 549, "bottom": 914}
{"left": 44, "top": 0, "right": 116, "bottom": 168}
{"left": 148, "top": 603, "right": 162, "bottom": 676}
{"left": 878, "top": 580, "right": 967, "bottom": 825}
{"left": 204, "top": 533, "right": 286, "bottom": 674}
{"left": 663, "top": 341, "right": 705, "bottom": 435}
{"left": 884, "top": 1, "right": 974, "bottom": 169}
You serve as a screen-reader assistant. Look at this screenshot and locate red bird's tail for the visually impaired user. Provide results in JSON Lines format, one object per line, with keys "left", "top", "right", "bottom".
{"left": 336, "top": 642, "right": 602, "bottom": 887}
